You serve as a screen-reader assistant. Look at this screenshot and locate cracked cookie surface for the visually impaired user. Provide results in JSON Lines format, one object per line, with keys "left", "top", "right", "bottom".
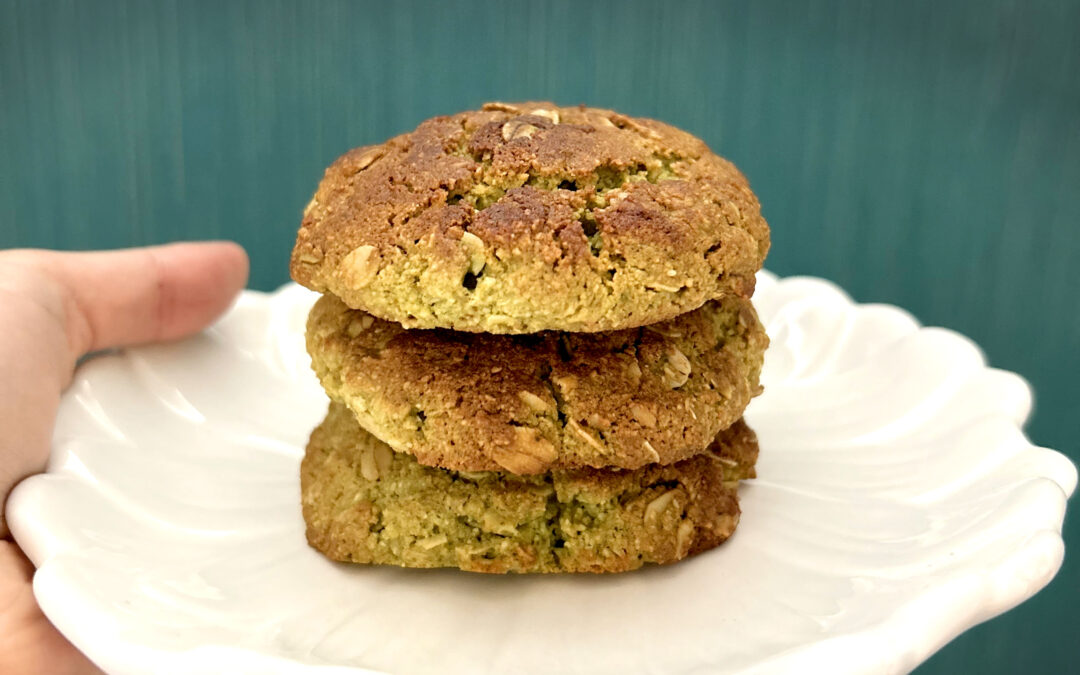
{"left": 291, "top": 102, "right": 770, "bottom": 333}
{"left": 301, "top": 401, "right": 757, "bottom": 573}
{"left": 306, "top": 292, "right": 767, "bottom": 473}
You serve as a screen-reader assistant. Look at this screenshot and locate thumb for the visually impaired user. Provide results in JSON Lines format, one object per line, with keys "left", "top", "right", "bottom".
{"left": 38, "top": 242, "right": 250, "bottom": 361}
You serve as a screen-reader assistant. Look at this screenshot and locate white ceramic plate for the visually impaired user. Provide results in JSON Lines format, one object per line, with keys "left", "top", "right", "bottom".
{"left": 8, "top": 271, "right": 1076, "bottom": 675}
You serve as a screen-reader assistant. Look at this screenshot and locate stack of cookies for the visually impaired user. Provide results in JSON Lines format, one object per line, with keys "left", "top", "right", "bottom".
{"left": 290, "top": 102, "right": 770, "bottom": 573}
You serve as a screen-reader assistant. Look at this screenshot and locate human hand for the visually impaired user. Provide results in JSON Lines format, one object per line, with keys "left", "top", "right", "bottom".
{"left": 0, "top": 242, "right": 249, "bottom": 674}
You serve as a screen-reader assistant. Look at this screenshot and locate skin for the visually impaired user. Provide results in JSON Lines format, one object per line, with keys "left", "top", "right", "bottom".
{"left": 0, "top": 242, "right": 249, "bottom": 674}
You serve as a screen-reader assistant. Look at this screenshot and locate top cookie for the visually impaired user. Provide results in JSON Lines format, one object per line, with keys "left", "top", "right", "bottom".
{"left": 291, "top": 102, "right": 770, "bottom": 333}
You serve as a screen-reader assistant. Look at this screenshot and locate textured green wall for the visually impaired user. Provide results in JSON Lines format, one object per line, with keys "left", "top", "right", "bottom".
{"left": 2, "top": 1, "right": 1077, "bottom": 672}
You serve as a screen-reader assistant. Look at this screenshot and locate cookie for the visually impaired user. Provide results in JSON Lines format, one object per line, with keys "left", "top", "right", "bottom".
{"left": 291, "top": 102, "right": 770, "bottom": 333}
{"left": 301, "top": 401, "right": 758, "bottom": 574}
{"left": 306, "top": 291, "right": 767, "bottom": 473}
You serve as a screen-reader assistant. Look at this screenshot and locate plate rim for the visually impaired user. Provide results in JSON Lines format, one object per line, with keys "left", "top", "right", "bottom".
{"left": 8, "top": 271, "right": 1077, "bottom": 675}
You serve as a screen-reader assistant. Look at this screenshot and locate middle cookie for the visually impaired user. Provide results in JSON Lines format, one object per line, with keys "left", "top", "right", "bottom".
{"left": 307, "top": 293, "right": 767, "bottom": 474}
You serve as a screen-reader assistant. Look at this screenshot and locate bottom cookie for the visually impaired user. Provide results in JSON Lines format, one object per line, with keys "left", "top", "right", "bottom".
{"left": 301, "top": 402, "right": 758, "bottom": 574}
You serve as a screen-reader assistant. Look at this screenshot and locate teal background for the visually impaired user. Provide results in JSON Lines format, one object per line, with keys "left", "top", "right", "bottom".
{"left": 2, "top": 0, "right": 1077, "bottom": 671}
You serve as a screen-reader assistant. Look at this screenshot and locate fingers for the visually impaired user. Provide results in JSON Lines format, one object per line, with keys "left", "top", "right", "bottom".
{"left": 41, "top": 242, "right": 249, "bottom": 359}
{"left": 0, "top": 541, "right": 104, "bottom": 674}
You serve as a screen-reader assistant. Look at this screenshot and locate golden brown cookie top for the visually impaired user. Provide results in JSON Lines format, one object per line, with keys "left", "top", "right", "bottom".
{"left": 291, "top": 102, "right": 770, "bottom": 333}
